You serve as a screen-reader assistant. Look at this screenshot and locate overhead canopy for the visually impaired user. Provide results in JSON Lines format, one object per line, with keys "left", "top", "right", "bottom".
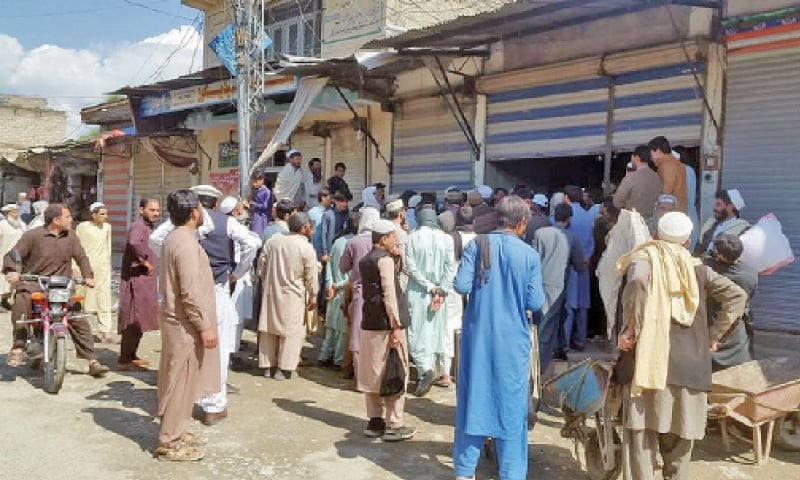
{"left": 365, "top": 0, "right": 722, "bottom": 50}
{"left": 110, "top": 66, "right": 234, "bottom": 97}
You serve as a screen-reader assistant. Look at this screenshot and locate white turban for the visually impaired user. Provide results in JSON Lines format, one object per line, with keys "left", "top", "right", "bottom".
{"left": 219, "top": 196, "right": 238, "bottom": 214}
{"left": 658, "top": 211, "right": 694, "bottom": 245}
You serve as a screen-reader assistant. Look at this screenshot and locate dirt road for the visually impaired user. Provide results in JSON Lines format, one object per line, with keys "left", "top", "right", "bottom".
{"left": 0, "top": 312, "right": 797, "bottom": 479}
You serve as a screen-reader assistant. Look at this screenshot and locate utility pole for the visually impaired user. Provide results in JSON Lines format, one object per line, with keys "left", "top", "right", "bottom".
{"left": 234, "top": 0, "right": 252, "bottom": 197}
{"left": 234, "top": 0, "right": 270, "bottom": 197}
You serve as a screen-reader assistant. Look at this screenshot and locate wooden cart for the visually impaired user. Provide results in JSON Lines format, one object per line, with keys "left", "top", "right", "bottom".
{"left": 709, "top": 357, "right": 800, "bottom": 465}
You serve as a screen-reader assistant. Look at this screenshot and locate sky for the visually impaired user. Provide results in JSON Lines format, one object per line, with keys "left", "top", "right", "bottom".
{"left": 0, "top": 0, "right": 206, "bottom": 140}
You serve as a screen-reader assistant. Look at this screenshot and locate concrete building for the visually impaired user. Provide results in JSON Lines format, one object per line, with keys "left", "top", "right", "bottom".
{"left": 0, "top": 94, "right": 68, "bottom": 204}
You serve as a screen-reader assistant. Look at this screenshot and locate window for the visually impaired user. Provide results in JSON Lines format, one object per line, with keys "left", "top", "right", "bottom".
{"left": 264, "top": 0, "right": 321, "bottom": 60}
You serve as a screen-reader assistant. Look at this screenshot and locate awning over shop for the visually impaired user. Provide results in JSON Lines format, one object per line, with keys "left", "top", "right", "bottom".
{"left": 1, "top": 141, "right": 99, "bottom": 173}
{"left": 364, "top": 0, "right": 722, "bottom": 51}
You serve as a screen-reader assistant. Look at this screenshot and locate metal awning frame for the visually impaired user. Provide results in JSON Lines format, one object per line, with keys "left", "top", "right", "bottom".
{"left": 364, "top": 0, "right": 723, "bottom": 51}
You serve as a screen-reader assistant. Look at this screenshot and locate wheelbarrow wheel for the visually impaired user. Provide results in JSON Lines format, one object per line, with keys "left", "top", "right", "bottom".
{"left": 584, "top": 429, "right": 622, "bottom": 480}
{"left": 774, "top": 412, "right": 800, "bottom": 452}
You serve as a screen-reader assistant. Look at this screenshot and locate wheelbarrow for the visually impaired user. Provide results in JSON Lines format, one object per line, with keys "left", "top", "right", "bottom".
{"left": 545, "top": 359, "right": 623, "bottom": 480}
{"left": 708, "top": 357, "right": 800, "bottom": 465}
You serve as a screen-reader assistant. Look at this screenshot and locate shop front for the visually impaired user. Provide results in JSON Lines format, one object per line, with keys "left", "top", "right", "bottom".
{"left": 391, "top": 95, "right": 476, "bottom": 195}
{"left": 480, "top": 44, "right": 707, "bottom": 197}
{"left": 721, "top": 8, "right": 800, "bottom": 332}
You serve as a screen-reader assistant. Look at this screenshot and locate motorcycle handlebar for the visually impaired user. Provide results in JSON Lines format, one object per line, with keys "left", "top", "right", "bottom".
{"left": 18, "top": 274, "right": 85, "bottom": 285}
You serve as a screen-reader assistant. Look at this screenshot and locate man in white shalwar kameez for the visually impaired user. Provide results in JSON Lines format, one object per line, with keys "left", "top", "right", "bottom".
{"left": 273, "top": 149, "right": 306, "bottom": 204}
{"left": 0, "top": 204, "right": 26, "bottom": 308}
{"left": 75, "top": 202, "right": 115, "bottom": 342}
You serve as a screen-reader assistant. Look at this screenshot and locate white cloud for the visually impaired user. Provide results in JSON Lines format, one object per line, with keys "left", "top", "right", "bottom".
{"left": 0, "top": 25, "right": 202, "bottom": 140}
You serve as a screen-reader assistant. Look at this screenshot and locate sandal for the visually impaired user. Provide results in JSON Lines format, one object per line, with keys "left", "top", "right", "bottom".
{"left": 117, "top": 362, "right": 148, "bottom": 372}
{"left": 180, "top": 432, "right": 208, "bottom": 446}
{"left": 154, "top": 444, "right": 204, "bottom": 462}
{"left": 6, "top": 348, "right": 24, "bottom": 367}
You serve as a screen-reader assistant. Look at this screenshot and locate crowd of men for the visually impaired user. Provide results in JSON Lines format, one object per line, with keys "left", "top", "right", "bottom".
{"left": 0, "top": 136, "right": 763, "bottom": 478}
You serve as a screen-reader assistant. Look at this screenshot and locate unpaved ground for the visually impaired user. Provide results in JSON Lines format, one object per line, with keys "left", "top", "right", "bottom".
{"left": 0, "top": 311, "right": 798, "bottom": 480}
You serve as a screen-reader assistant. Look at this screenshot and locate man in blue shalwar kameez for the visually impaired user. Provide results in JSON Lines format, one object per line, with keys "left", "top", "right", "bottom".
{"left": 562, "top": 185, "right": 595, "bottom": 351}
{"left": 453, "top": 195, "right": 545, "bottom": 480}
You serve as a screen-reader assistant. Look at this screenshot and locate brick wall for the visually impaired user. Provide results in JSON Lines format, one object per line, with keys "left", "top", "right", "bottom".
{"left": 0, "top": 104, "right": 67, "bottom": 150}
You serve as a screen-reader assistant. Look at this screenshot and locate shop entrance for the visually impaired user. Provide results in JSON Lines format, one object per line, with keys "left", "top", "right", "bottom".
{"left": 486, "top": 154, "right": 629, "bottom": 199}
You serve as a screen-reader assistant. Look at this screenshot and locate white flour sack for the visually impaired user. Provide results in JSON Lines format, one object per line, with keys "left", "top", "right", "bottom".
{"left": 739, "top": 213, "right": 795, "bottom": 275}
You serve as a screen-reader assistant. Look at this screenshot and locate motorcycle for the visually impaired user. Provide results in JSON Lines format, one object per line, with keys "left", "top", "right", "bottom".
{"left": 14, "top": 272, "right": 88, "bottom": 394}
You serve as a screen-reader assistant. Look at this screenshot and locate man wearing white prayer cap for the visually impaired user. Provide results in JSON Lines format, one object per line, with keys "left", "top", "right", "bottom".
{"left": 76, "top": 201, "right": 115, "bottom": 342}
{"left": 356, "top": 216, "right": 415, "bottom": 442}
{"left": 219, "top": 196, "right": 239, "bottom": 215}
{"left": 695, "top": 189, "right": 751, "bottom": 257}
{"left": 618, "top": 209, "right": 746, "bottom": 479}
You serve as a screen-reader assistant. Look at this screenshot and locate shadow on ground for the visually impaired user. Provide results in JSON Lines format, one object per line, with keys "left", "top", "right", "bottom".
{"left": 87, "top": 380, "right": 158, "bottom": 416}
{"left": 274, "top": 397, "right": 454, "bottom": 479}
{"left": 83, "top": 406, "right": 160, "bottom": 453}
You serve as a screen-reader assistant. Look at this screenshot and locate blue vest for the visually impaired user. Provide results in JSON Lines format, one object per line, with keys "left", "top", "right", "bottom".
{"left": 200, "top": 210, "right": 236, "bottom": 285}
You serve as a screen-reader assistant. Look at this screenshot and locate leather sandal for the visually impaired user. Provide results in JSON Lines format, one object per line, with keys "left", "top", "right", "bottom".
{"left": 6, "top": 348, "right": 24, "bottom": 367}
{"left": 154, "top": 444, "right": 204, "bottom": 461}
{"left": 180, "top": 432, "right": 208, "bottom": 446}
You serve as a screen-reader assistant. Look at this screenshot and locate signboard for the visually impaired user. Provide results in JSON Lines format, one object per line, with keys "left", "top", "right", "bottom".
{"left": 218, "top": 141, "right": 238, "bottom": 168}
{"left": 139, "top": 75, "right": 298, "bottom": 117}
{"left": 209, "top": 168, "right": 240, "bottom": 196}
{"left": 323, "top": 0, "right": 385, "bottom": 45}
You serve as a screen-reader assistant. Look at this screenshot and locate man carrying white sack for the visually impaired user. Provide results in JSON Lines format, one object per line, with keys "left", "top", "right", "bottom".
{"left": 617, "top": 211, "right": 746, "bottom": 480}
{"left": 695, "top": 189, "right": 750, "bottom": 258}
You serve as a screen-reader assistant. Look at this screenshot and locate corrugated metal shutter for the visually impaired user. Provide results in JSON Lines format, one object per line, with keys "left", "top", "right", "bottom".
{"left": 289, "top": 131, "right": 325, "bottom": 163}
{"left": 331, "top": 125, "right": 367, "bottom": 200}
{"left": 133, "top": 147, "right": 191, "bottom": 218}
{"left": 101, "top": 150, "right": 131, "bottom": 255}
{"left": 486, "top": 75, "right": 608, "bottom": 160}
{"left": 392, "top": 96, "right": 475, "bottom": 194}
{"left": 613, "top": 62, "right": 705, "bottom": 150}
{"left": 722, "top": 45, "right": 800, "bottom": 333}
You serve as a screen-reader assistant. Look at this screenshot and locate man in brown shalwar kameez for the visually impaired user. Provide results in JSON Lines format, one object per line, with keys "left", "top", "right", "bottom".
{"left": 117, "top": 198, "right": 161, "bottom": 371}
{"left": 155, "top": 190, "right": 220, "bottom": 462}
{"left": 357, "top": 219, "right": 414, "bottom": 442}
{"left": 617, "top": 211, "right": 746, "bottom": 479}
{"left": 257, "top": 211, "right": 318, "bottom": 380}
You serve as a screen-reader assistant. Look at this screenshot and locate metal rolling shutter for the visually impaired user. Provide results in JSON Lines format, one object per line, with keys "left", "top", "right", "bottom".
{"left": 133, "top": 148, "right": 192, "bottom": 218}
{"left": 392, "top": 96, "right": 475, "bottom": 194}
{"left": 486, "top": 75, "right": 608, "bottom": 160}
{"left": 722, "top": 46, "right": 800, "bottom": 333}
{"left": 289, "top": 131, "right": 325, "bottom": 163}
{"left": 100, "top": 150, "right": 131, "bottom": 255}
{"left": 330, "top": 125, "right": 366, "bottom": 201}
{"left": 613, "top": 61, "right": 705, "bottom": 150}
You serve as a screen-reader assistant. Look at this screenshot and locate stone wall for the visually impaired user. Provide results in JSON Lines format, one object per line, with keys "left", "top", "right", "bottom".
{"left": 0, "top": 96, "right": 67, "bottom": 150}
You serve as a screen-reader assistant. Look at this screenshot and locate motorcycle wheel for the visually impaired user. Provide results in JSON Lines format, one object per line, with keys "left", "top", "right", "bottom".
{"left": 43, "top": 335, "right": 67, "bottom": 394}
